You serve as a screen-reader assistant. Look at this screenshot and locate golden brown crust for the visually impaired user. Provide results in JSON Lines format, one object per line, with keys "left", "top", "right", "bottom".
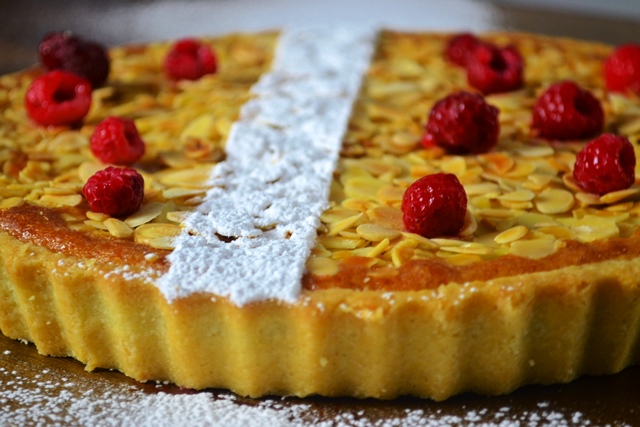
{"left": 5, "top": 203, "right": 640, "bottom": 295}
{"left": 305, "top": 233, "right": 640, "bottom": 291}
{"left": 0, "top": 205, "right": 171, "bottom": 271}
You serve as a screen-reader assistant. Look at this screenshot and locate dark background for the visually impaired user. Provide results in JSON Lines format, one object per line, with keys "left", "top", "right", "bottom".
{"left": 1, "top": 0, "right": 639, "bottom": 74}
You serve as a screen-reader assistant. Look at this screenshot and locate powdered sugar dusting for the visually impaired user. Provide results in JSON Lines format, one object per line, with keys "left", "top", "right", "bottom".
{"left": 157, "top": 27, "right": 376, "bottom": 305}
{"left": 3, "top": 334, "right": 632, "bottom": 427}
{"left": 1, "top": 363, "right": 626, "bottom": 427}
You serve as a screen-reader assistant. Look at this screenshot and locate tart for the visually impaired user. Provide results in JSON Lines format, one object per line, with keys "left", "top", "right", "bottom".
{"left": 1, "top": 28, "right": 640, "bottom": 400}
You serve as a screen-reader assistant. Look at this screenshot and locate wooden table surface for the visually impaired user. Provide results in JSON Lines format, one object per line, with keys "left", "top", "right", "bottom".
{"left": 1, "top": 1, "right": 640, "bottom": 425}
{"left": 2, "top": 333, "right": 639, "bottom": 426}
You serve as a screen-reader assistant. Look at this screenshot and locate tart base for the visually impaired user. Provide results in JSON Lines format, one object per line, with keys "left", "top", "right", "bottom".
{"left": 1, "top": 230, "right": 639, "bottom": 400}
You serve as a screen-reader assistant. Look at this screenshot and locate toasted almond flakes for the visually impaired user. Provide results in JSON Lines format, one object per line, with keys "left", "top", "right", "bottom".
{"left": 356, "top": 223, "right": 401, "bottom": 242}
{"left": 306, "top": 256, "right": 339, "bottom": 276}
{"left": 134, "top": 223, "right": 182, "bottom": 249}
{"left": 498, "top": 189, "right": 535, "bottom": 202}
{"left": 600, "top": 187, "right": 640, "bottom": 204}
{"left": 4, "top": 31, "right": 639, "bottom": 271}
{"left": 494, "top": 225, "right": 529, "bottom": 244}
{"left": 509, "top": 238, "right": 556, "bottom": 259}
{"left": 535, "top": 188, "right": 574, "bottom": 214}
{"left": 104, "top": 218, "right": 135, "bottom": 238}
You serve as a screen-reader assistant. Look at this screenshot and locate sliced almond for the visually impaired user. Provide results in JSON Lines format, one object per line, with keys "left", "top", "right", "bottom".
{"left": 439, "top": 243, "right": 492, "bottom": 255}
{"left": 478, "top": 152, "right": 514, "bottom": 175}
{"left": 498, "top": 189, "right": 535, "bottom": 202}
{"left": 509, "top": 237, "right": 556, "bottom": 259}
{"left": 440, "top": 156, "right": 467, "bottom": 175}
{"left": 306, "top": 256, "right": 339, "bottom": 276}
{"left": 318, "top": 236, "right": 362, "bottom": 250}
{"left": 156, "top": 165, "right": 213, "bottom": 187}
{"left": 86, "top": 211, "right": 110, "bottom": 222}
{"left": 515, "top": 144, "right": 555, "bottom": 158}
{"left": 377, "top": 185, "right": 405, "bottom": 205}
{"left": 494, "top": 225, "right": 528, "bottom": 244}
{"left": 327, "top": 213, "right": 363, "bottom": 236}
{"left": 367, "top": 238, "right": 390, "bottom": 258}
{"left": 0, "top": 197, "right": 24, "bottom": 209}
{"left": 464, "top": 182, "right": 501, "bottom": 197}
{"left": 344, "top": 176, "right": 385, "bottom": 201}
{"left": 39, "top": 194, "right": 83, "bottom": 207}
{"left": 78, "top": 162, "right": 105, "bottom": 182}
{"left": 505, "top": 159, "right": 537, "bottom": 178}
{"left": 572, "top": 216, "right": 620, "bottom": 242}
{"left": 162, "top": 187, "right": 206, "bottom": 199}
{"left": 125, "top": 202, "right": 167, "bottom": 228}
{"left": 134, "top": 223, "right": 182, "bottom": 250}
{"left": 367, "top": 206, "right": 404, "bottom": 230}
{"left": 600, "top": 187, "right": 640, "bottom": 204}
{"left": 166, "top": 211, "right": 192, "bottom": 224}
{"left": 104, "top": 218, "right": 134, "bottom": 238}
{"left": 356, "top": 223, "right": 400, "bottom": 242}
{"left": 535, "top": 188, "right": 574, "bottom": 214}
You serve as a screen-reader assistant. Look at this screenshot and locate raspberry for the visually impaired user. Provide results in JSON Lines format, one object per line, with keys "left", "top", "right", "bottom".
{"left": 422, "top": 91, "right": 499, "bottom": 154}
{"left": 164, "top": 39, "right": 218, "bottom": 81}
{"left": 90, "top": 116, "right": 146, "bottom": 165}
{"left": 573, "top": 133, "right": 636, "bottom": 195}
{"left": 445, "top": 33, "right": 480, "bottom": 66}
{"left": 531, "top": 81, "right": 604, "bottom": 141}
{"left": 24, "top": 70, "right": 92, "bottom": 126}
{"left": 401, "top": 173, "right": 468, "bottom": 238}
{"left": 38, "top": 31, "right": 110, "bottom": 87}
{"left": 83, "top": 166, "right": 145, "bottom": 217}
{"left": 466, "top": 43, "right": 524, "bottom": 94}
{"left": 604, "top": 44, "right": 640, "bottom": 95}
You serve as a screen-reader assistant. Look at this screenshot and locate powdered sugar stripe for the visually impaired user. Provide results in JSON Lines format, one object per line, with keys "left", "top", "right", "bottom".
{"left": 157, "top": 27, "right": 377, "bottom": 305}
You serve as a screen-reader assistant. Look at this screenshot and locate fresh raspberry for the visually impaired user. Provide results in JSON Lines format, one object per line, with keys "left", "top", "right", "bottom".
{"left": 38, "top": 31, "right": 110, "bottom": 87}
{"left": 164, "top": 39, "right": 218, "bottom": 81}
{"left": 24, "top": 70, "right": 92, "bottom": 126}
{"left": 531, "top": 81, "right": 604, "bottom": 141}
{"left": 466, "top": 43, "right": 524, "bottom": 94}
{"left": 90, "top": 116, "right": 146, "bottom": 165}
{"left": 422, "top": 91, "right": 500, "bottom": 154}
{"left": 401, "top": 173, "right": 468, "bottom": 238}
{"left": 83, "top": 166, "right": 145, "bottom": 217}
{"left": 573, "top": 133, "right": 635, "bottom": 195}
{"left": 445, "top": 33, "right": 480, "bottom": 66}
{"left": 604, "top": 44, "right": 640, "bottom": 95}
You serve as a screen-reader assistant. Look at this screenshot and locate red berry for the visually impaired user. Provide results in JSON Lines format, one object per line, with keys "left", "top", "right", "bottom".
{"left": 532, "top": 81, "right": 604, "bottom": 141}
{"left": 445, "top": 33, "right": 480, "bottom": 66}
{"left": 573, "top": 133, "right": 635, "bottom": 195}
{"left": 83, "top": 166, "right": 145, "bottom": 217}
{"left": 423, "top": 91, "right": 500, "bottom": 154}
{"left": 24, "top": 70, "right": 92, "bottom": 126}
{"left": 402, "top": 173, "right": 468, "bottom": 238}
{"left": 90, "top": 116, "right": 146, "bottom": 165}
{"left": 164, "top": 39, "right": 218, "bottom": 81}
{"left": 466, "top": 43, "right": 524, "bottom": 94}
{"left": 604, "top": 44, "right": 640, "bottom": 95}
{"left": 39, "top": 31, "right": 110, "bottom": 87}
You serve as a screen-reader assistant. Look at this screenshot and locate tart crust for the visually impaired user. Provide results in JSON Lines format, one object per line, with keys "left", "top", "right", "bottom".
{"left": 1, "top": 211, "right": 640, "bottom": 399}
{"left": 1, "top": 30, "right": 640, "bottom": 400}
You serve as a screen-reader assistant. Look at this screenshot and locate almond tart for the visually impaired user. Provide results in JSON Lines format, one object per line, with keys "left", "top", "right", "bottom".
{"left": 1, "top": 28, "right": 640, "bottom": 401}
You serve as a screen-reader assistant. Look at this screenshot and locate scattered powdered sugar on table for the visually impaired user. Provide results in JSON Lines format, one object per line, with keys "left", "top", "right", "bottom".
{"left": 0, "top": 371, "right": 606, "bottom": 427}
{"left": 158, "top": 27, "right": 377, "bottom": 305}
{"left": 1, "top": 351, "right": 622, "bottom": 427}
